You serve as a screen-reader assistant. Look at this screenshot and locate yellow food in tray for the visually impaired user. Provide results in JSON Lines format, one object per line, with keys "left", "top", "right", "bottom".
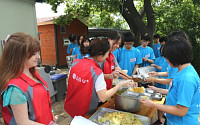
{"left": 97, "top": 112, "right": 143, "bottom": 125}
{"left": 129, "top": 87, "right": 144, "bottom": 93}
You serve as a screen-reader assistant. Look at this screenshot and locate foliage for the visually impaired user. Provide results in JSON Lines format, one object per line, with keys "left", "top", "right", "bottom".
{"left": 154, "top": 0, "right": 200, "bottom": 74}
{"left": 46, "top": 0, "right": 127, "bottom": 28}
{"left": 46, "top": 0, "right": 155, "bottom": 36}
{"left": 87, "top": 12, "right": 129, "bottom": 29}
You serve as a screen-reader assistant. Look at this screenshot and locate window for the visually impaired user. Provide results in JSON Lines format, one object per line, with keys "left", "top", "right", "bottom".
{"left": 63, "top": 38, "right": 70, "bottom": 46}
{"left": 60, "top": 26, "right": 66, "bottom": 34}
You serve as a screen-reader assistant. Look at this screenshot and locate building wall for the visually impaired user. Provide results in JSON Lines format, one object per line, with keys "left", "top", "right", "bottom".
{"left": 38, "top": 18, "right": 88, "bottom": 67}
{"left": 56, "top": 18, "right": 88, "bottom": 66}
{"left": 0, "top": 0, "right": 38, "bottom": 56}
{"left": 38, "top": 24, "right": 57, "bottom": 66}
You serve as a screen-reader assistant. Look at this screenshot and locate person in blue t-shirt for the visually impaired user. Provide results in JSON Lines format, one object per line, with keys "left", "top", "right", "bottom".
{"left": 71, "top": 35, "right": 85, "bottom": 58}
{"left": 114, "top": 32, "right": 142, "bottom": 76}
{"left": 67, "top": 34, "right": 78, "bottom": 55}
{"left": 137, "top": 35, "right": 155, "bottom": 67}
{"left": 148, "top": 45, "right": 171, "bottom": 125}
{"left": 153, "top": 34, "right": 161, "bottom": 58}
{"left": 151, "top": 45, "right": 169, "bottom": 89}
{"left": 140, "top": 36, "right": 200, "bottom": 125}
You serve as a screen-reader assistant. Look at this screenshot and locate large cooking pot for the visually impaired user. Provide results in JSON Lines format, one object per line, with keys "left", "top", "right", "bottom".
{"left": 115, "top": 89, "right": 141, "bottom": 113}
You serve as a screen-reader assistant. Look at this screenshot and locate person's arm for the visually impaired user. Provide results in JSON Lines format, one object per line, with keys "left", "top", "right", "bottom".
{"left": 97, "top": 80, "right": 136, "bottom": 102}
{"left": 145, "top": 76, "right": 172, "bottom": 85}
{"left": 132, "top": 64, "right": 139, "bottom": 75}
{"left": 148, "top": 86, "right": 168, "bottom": 95}
{"left": 143, "top": 57, "right": 154, "bottom": 64}
{"left": 140, "top": 99, "right": 189, "bottom": 117}
{"left": 103, "top": 66, "right": 131, "bottom": 80}
{"left": 103, "top": 68, "right": 120, "bottom": 80}
{"left": 146, "top": 58, "right": 154, "bottom": 64}
{"left": 157, "top": 72, "right": 168, "bottom": 77}
{"left": 11, "top": 103, "right": 44, "bottom": 125}
{"left": 149, "top": 71, "right": 168, "bottom": 77}
{"left": 151, "top": 64, "right": 161, "bottom": 70}
{"left": 69, "top": 48, "right": 73, "bottom": 55}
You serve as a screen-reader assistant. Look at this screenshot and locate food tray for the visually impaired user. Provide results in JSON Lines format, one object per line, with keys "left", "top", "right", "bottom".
{"left": 136, "top": 66, "right": 156, "bottom": 79}
{"left": 89, "top": 107, "right": 151, "bottom": 125}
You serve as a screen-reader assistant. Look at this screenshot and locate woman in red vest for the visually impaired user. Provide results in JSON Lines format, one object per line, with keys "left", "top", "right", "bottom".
{"left": 64, "top": 38, "right": 136, "bottom": 120}
{"left": 99, "top": 31, "right": 131, "bottom": 90}
{"left": 0, "top": 32, "right": 56, "bottom": 125}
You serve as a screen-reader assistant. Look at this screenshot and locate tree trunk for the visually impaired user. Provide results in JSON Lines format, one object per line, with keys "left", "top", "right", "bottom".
{"left": 120, "top": 0, "right": 155, "bottom": 47}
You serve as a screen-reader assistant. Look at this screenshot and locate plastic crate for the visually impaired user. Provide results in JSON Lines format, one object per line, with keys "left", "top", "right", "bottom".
{"left": 50, "top": 74, "right": 68, "bottom": 101}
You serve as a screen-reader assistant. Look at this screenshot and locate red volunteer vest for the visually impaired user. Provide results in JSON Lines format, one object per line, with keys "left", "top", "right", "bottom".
{"left": 103, "top": 53, "right": 115, "bottom": 90}
{"left": 1, "top": 72, "right": 53, "bottom": 125}
{"left": 64, "top": 58, "right": 102, "bottom": 118}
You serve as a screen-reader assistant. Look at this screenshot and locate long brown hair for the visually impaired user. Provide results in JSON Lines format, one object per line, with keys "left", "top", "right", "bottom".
{"left": 0, "top": 32, "right": 40, "bottom": 92}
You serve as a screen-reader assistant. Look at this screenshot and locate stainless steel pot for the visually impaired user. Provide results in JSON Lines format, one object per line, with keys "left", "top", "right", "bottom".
{"left": 115, "top": 89, "right": 141, "bottom": 113}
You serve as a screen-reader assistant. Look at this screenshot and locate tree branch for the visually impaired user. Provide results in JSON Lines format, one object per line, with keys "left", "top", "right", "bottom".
{"left": 123, "top": 0, "right": 148, "bottom": 35}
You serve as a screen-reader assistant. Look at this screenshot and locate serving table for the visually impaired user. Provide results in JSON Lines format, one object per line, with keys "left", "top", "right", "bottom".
{"left": 85, "top": 96, "right": 165, "bottom": 119}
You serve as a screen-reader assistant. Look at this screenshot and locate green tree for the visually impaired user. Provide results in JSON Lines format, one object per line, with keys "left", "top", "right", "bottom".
{"left": 154, "top": 0, "right": 200, "bottom": 74}
{"left": 46, "top": 0, "right": 156, "bottom": 46}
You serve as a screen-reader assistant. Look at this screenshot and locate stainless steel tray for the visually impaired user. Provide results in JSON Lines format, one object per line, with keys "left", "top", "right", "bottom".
{"left": 89, "top": 107, "right": 151, "bottom": 125}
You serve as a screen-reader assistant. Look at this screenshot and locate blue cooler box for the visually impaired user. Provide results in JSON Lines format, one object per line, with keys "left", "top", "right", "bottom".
{"left": 50, "top": 73, "right": 68, "bottom": 101}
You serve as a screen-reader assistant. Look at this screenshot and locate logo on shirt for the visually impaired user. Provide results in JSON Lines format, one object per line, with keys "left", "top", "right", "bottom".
{"left": 145, "top": 54, "right": 150, "bottom": 58}
{"left": 72, "top": 73, "right": 89, "bottom": 83}
{"left": 130, "top": 58, "right": 136, "bottom": 62}
{"left": 111, "top": 66, "right": 115, "bottom": 70}
{"left": 157, "top": 47, "right": 160, "bottom": 50}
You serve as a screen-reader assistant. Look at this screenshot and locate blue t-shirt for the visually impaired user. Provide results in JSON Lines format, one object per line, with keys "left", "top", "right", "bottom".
{"left": 72, "top": 47, "right": 89, "bottom": 59}
{"left": 77, "top": 54, "right": 90, "bottom": 59}
{"left": 154, "top": 56, "right": 169, "bottom": 89}
{"left": 153, "top": 56, "right": 167, "bottom": 72}
{"left": 67, "top": 43, "right": 78, "bottom": 54}
{"left": 168, "top": 65, "right": 178, "bottom": 79}
{"left": 72, "top": 46, "right": 80, "bottom": 56}
{"left": 137, "top": 46, "right": 155, "bottom": 67}
{"left": 153, "top": 43, "right": 161, "bottom": 58}
{"left": 166, "top": 65, "right": 200, "bottom": 125}
{"left": 115, "top": 46, "right": 142, "bottom": 76}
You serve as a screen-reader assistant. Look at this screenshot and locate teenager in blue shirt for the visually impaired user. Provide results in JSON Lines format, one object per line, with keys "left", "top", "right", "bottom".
{"left": 114, "top": 32, "right": 142, "bottom": 76}
{"left": 146, "top": 30, "right": 188, "bottom": 125}
{"left": 67, "top": 34, "right": 78, "bottom": 55}
{"left": 141, "top": 36, "right": 200, "bottom": 125}
{"left": 151, "top": 45, "right": 169, "bottom": 89}
{"left": 153, "top": 34, "right": 161, "bottom": 58}
{"left": 137, "top": 35, "right": 155, "bottom": 67}
{"left": 146, "top": 60, "right": 178, "bottom": 125}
